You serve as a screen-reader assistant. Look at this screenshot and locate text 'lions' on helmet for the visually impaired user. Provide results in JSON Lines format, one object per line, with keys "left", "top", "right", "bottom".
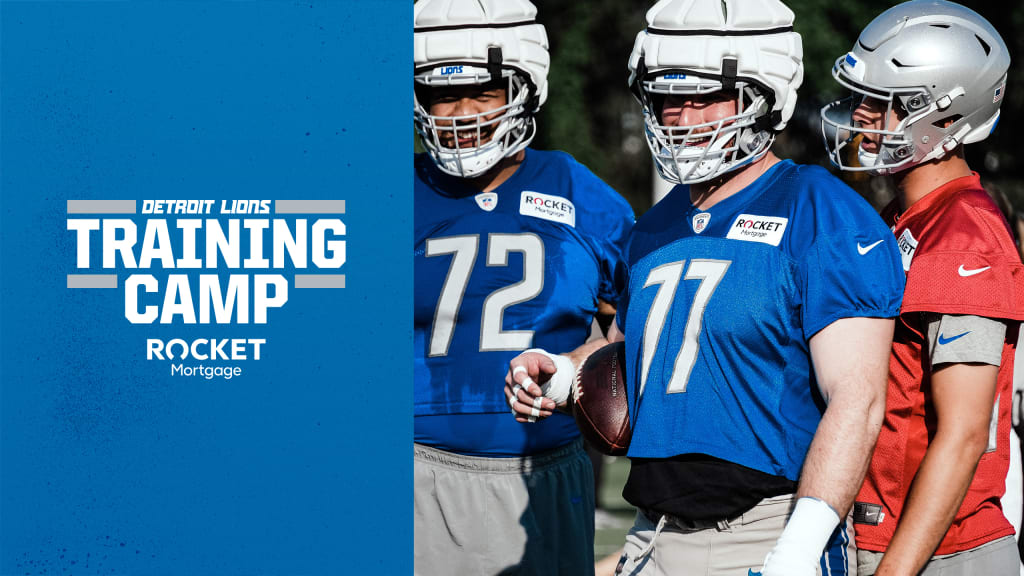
{"left": 413, "top": 0, "right": 549, "bottom": 178}
{"left": 627, "top": 0, "right": 803, "bottom": 185}
{"left": 821, "top": 0, "right": 1009, "bottom": 175}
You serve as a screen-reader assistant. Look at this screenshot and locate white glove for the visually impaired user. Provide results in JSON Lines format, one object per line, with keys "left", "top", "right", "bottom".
{"left": 757, "top": 497, "right": 840, "bottom": 576}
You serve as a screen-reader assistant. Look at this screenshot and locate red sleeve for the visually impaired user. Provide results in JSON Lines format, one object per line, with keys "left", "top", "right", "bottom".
{"left": 901, "top": 196, "right": 1024, "bottom": 320}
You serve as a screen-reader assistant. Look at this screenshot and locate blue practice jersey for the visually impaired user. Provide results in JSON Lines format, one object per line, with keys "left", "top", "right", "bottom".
{"left": 415, "top": 149, "right": 633, "bottom": 456}
{"left": 618, "top": 160, "right": 903, "bottom": 481}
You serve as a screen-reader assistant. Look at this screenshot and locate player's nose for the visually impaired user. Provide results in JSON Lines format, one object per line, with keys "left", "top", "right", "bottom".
{"left": 451, "top": 97, "right": 480, "bottom": 119}
{"left": 677, "top": 104, "right": 703, "bottom": 127}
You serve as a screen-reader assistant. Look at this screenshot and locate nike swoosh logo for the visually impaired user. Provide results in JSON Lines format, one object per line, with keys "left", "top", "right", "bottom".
{"left": 857, "top": 240, "right": 884, "bottom": 255}
{"left": 938, "top": 331, "right": 971, "bottom": 345}
{"left": 958, "top": 265, "right": 991, "bottom": 277}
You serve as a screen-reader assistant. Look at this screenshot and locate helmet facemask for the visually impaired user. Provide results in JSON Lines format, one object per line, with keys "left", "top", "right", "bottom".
{"left": 820, "top": 61, "right": 933, "bottom": 175}
{"left": 638, "top": 72, "right": 775, "bottom": 185}
{"left": 414, "top": 68, "right": 536, "bottom": 179}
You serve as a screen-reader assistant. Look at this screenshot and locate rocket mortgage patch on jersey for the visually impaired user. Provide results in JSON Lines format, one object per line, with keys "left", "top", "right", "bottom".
{"left": 520, "top": 191, "right": 575, "bottom": 227}
{"left": 725, "top": 214, "right": 788, "bottom": 246}
{"left": 896, "top": 228, "right": 918, "bottom": 272}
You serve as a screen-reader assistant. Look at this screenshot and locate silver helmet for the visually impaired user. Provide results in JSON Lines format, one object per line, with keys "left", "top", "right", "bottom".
{"left": 821, "top": 0, "right": 1009, "bottom": 175}
{"left": 413, "top": 0, "right": 549, "bottom": 178}
{"left": 627, "top": 0, "right": 803, "bottom": 184}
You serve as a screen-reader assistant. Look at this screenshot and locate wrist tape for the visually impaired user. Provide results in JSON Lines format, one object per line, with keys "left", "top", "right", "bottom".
{"left": 772, "top": 497, "right": 841, "bottom": 568}
{"left": 524, "top": 348, "right": 574, "bottom": 405}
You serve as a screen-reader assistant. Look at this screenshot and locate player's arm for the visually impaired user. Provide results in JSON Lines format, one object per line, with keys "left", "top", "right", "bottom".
{"left": 873, "top": 316, "right": 1004, "bottom": 576}
{"left": 760, "top": 316, "right": 894, "bottom": 576}
{"left": 801, "top": 316, "right": 893, "bottom": 514}
{"left": 504, "top": 303, "right": 623, "bottom": 422}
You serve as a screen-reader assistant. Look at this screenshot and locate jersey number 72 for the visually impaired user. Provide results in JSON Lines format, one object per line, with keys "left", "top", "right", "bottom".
{"left": 425, "top": 233, "right": 544, "bottom": 356}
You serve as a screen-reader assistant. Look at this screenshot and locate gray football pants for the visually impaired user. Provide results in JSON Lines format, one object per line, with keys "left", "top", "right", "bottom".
{"left": 414, "top": 439, "right": 595, "bottom": 576}
{"left": 615, "top": 493, "right": 856, "bottom": 576}
{"left": 857, "top": 535, "right": 1019, "bottom": 576}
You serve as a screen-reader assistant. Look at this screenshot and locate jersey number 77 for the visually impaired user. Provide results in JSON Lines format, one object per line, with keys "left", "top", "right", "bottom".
{"left": 639, "top": 259, "right": 730, "bottom": 398}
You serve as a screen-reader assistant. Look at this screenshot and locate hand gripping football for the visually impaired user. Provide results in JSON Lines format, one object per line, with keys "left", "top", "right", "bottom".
{"left": 573, "top": 341, "right": 631, "bottom": 455}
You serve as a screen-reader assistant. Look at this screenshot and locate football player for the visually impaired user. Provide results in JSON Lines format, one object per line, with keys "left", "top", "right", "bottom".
{"left": 821, "top": 1, "right": 1024, "bottom": 574}
{"left": 507, "top": 0, "right": 905, "bottom": 574}
{"left": 413, "top": 0, "right": 634, "bottom": 574}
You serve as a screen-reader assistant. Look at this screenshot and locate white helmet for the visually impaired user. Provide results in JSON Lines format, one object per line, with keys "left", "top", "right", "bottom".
{"left": 821, "top": 0, "right": 1009, "bottom": 175}
{"left": 414, "top": 0, "right": 549, "bottom": 178}
{"left": 627, "top": 0, "right": 803, "bottom": 184}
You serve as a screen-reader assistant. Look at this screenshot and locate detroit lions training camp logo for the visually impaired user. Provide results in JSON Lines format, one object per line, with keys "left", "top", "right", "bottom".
{"left": 65, "top": 199, "right": 346, "bottom": 380}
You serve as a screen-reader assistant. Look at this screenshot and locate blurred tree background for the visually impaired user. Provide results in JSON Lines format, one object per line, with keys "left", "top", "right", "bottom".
{"left": 526, "top": 0, "right": 1024, "bottom": 218}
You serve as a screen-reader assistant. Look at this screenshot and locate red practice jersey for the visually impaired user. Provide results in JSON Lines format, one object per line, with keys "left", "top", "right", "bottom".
{"left": 855, "top": 173, "right": 1024, "bottom": 555}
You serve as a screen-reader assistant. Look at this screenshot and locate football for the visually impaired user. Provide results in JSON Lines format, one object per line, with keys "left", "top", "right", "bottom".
{"left": 573, "top": 341, "right": 631, "bottom": 456}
